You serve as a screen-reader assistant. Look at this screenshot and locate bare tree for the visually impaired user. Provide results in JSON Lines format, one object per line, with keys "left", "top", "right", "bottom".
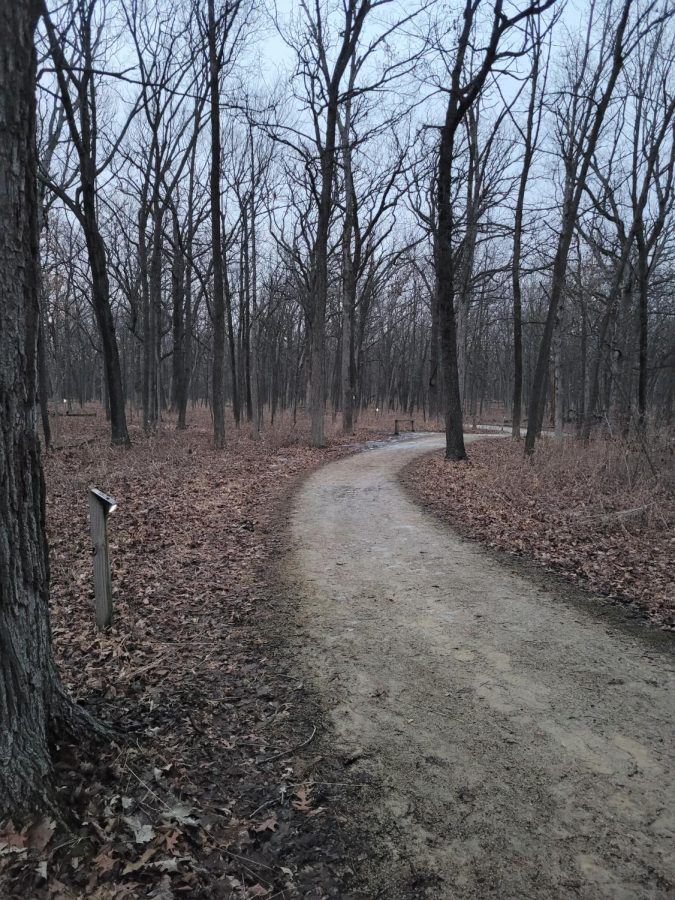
{"left": 40, "top": 0, "right": 141, "bottom": 445}
{"left": 202, "top": 0, "right": 246, "bottom": 448}
{"left": 524, "top": 0, "right": 660, "bottom": 454}
{"left": 510, "top": 16, "right": 548, "bottom": 438}
{"left": 433, "top": 0, "right": 555, "bottom": 460}
{"left": 284, "top": 0, "right": 396, "bottom": 446}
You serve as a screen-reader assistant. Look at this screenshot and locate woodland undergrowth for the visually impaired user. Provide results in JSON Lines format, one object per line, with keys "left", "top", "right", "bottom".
{"left": 0, "top": 408, "right": 391, "bottom": 900}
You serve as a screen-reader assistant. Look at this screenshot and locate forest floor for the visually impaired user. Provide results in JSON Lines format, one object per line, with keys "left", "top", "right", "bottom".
{"left": 0, "top": 408, "right": 407, "bottom": 900}
{"left": 3, "top": 418, "right": 674, "bottom": 899}
{"left": 402, "top": 435, "right": 674, "bottom": 628}
{"left": 287, "top": 433, "right": 675, "bottom": 899}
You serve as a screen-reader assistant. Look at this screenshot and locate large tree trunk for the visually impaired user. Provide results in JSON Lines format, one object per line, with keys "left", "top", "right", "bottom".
{"left": 436, "top": 130, "right": 466, "bottom": 461}
{"left": 308, "top": 135, "right": 333, "bottom": 449}
{"left": 435, "top": 254, "right": 466, "bottom": 459}
{"left": 0, "top": 0, "right": 79, "bottom": 818}
{"left": 428, "top": 286, "right": 440, "bottom": 420}
{"left": 242, "top": 235, "right": 253, "bottom": 423}
{"left": 248, "top": 128, "right": 262, "bottom": 437}
{"left": 524, "top": 179, "right": 574, "bottom": 454}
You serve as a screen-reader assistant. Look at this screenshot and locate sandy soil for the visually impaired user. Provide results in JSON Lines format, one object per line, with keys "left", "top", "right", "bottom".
{"left": 285, "top": 434, "right": 675, "bottom": 899}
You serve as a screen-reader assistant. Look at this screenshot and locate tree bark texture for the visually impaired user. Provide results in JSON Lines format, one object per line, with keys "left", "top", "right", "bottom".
{"left": 0, "top": 0, "right": 74, "bottom": 818}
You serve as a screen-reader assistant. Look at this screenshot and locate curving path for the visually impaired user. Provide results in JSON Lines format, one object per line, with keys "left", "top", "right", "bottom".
{"left": 287, "top": 433, "right": 675, "bottom": 899}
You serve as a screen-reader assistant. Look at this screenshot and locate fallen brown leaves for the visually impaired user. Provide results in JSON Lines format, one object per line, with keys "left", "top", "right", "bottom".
{"left": 0, "top": 408, "right": 390, "bottom": 899}
{"left": 403, "top": 436, "right": 674, "bottom": 628}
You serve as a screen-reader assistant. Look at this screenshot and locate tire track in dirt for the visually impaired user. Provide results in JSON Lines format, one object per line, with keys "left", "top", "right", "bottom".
{"left": 286, "top": 433, "right": 675, "bottom": 899}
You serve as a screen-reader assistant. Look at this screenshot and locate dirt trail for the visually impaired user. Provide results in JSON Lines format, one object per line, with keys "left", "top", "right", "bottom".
{"left": 286, "top": 434, "right": 675, "bottom": 899}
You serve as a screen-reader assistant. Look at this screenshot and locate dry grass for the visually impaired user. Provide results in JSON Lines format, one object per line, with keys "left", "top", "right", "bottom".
{"left": 404, "top": 435, "right": 674, "bottom": 627}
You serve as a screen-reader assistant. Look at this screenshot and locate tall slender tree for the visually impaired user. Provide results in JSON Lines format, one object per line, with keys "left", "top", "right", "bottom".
{"left": 204, "top": 0, "right": 243, "bottom": 448}
{"left": 511, "top": 17, "right": 547, "bottom": 438}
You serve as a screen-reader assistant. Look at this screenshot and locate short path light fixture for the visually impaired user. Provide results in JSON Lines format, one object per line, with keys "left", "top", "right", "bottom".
{"left": 88, "top": 488, "right": 117, "bottom": 630}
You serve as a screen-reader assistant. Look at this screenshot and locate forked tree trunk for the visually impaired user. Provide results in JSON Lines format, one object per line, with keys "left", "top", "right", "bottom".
{"left": 0, "top": 0, "right": 83, "bottom": 819}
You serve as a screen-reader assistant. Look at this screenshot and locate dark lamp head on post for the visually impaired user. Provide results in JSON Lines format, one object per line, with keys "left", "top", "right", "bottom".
{"left": 90, "top": 488, "right": 117, "bottom": 515}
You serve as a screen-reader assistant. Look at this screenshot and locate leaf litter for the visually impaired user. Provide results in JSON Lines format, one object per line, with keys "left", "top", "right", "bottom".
{"left": 0, "top": 410, "right": 391, "bottom": 899}
{"left": 403, "top": 436, "right": 674, "bottom": 627}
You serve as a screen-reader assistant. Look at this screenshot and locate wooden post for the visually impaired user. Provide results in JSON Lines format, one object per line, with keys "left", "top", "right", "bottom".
{"left": 411, "top": 419, "right": 415, "bottom": 432}
{"left": 394, "top": 419, "right": 400, "bottom": 435}
{"left": 88, "top": 488, "right": 117, "bottom": 630}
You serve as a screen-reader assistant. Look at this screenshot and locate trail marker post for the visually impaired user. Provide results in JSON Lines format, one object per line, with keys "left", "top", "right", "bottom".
{"left": 88, "top": 487, "right": 117, "bottom": 630}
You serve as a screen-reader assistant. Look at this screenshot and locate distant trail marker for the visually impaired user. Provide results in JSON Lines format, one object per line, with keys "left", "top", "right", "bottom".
{"left": 88, "top": 488, "right": 117, "bottom": 630}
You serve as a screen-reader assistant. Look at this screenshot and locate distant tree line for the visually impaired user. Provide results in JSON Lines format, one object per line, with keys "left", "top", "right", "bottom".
{"left": 35, "top": 0, "right": 675, "bottom": 455}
